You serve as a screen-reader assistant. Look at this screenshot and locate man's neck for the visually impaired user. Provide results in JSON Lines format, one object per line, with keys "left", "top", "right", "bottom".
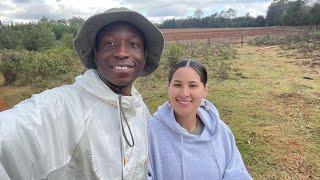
{"left": 98, "top": 76, "right": 132, "bottom": 96}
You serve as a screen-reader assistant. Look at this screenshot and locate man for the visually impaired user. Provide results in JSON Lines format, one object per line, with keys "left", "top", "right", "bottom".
{"left": 0, "top": 7, "right": 164, "bottom": 180}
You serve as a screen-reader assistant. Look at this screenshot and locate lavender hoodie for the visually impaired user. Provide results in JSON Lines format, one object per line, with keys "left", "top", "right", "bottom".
{"left": 148, "top": 99, "right": 253, "bottom": 180}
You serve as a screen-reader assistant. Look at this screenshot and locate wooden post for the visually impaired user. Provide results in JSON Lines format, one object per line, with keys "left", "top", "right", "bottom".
{"left": 241, "top": 34, "right": 244, "bottom": 46}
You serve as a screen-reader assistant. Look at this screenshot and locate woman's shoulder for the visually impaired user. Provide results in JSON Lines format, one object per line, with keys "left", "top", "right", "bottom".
{"left": 148, "top": 115, "right": 164, "bottom": 129}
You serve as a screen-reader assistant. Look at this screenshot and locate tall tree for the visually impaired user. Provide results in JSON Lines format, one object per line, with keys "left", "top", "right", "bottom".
{"left": 266, "top": 0, "right": 288, "bottom": 26}
{"left": 219, "top": 8, "right": 237, "bottom": 18}
{"left": 194, "top": 8, "right": 204, "bottom": 19}
{"left": 21, "top": 24, "right": 56, "bottom": 51}
{"left": 0, "top": 27, "right": 20, "bottom": 49}
{"left": 282, "top": 0, "right": 308, "bottom": 26}
{"left": 255, "top": 15, "right": 266, "bottom": 27}
{"left": 39, "top": 16, "right": 49, "bottom": 23}
{"left": 67, "top": 16, "right": 84, "bottom": 31}
{"left": 310, "top": 2, "right": 320, "bottom": 25}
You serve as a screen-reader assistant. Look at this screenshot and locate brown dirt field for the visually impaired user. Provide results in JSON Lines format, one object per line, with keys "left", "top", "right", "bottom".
{"left": 160, "top": 26, "right": 314, "bottom": 42}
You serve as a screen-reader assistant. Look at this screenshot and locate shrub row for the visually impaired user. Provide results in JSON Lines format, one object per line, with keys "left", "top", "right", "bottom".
{"left": 0, "top": 47, "right": 77, "bottom": 85}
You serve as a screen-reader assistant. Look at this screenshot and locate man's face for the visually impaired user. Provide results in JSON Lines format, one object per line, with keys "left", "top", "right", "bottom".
{"left": 95, "top": 22, "right": 145, "bottom": 91}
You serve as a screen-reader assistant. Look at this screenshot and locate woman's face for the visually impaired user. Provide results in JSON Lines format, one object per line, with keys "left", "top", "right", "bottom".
{"left": 168, "top": 67, "right": 208, "bottom": 120}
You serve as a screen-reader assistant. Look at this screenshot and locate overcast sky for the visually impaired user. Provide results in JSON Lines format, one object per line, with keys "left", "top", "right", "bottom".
{"left": 1, "top": 0, "right": 274, "bottom": 24}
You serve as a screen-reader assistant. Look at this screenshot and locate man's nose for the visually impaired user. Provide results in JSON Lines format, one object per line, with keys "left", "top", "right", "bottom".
{"left": 114, "top": 43, "right": 130, "bottom": 58}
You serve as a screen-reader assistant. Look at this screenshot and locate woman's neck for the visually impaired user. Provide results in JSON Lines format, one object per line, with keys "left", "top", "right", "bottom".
{"left": 175, "top": 114, "right": 198, "bottom": 132}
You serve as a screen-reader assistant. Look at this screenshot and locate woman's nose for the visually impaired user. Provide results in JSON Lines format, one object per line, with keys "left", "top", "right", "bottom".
{"left": 180, "top": 87, "right": 190, "bottom": 97}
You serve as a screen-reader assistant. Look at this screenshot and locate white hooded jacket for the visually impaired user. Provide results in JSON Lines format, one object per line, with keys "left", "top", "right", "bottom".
{"left": 0, "top": 69, "right": 150, "bottom": 180}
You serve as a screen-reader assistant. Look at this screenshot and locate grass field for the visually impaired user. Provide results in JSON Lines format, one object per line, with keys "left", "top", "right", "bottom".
{"left": 223, "top": 45, "right": 319, "bottom": 179}
{"left": 1, "top": 43, "right": 319, "bottom": 179}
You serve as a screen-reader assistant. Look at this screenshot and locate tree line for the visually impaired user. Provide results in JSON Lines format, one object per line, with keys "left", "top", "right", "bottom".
{"left": 0, "top": 16, "right": 84, "bottom": 50}
{"left": 158, "top": 0, "right": 320, "bottom": 28}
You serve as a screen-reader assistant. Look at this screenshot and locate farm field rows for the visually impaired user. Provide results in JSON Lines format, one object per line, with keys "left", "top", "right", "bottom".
{"left": 161, "top": 26, "right": 314, "bottom": 42}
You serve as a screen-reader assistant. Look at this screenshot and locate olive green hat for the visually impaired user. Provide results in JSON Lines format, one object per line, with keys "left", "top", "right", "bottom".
{"left": 74, "top": 7, "right": 164, "bottom": 76}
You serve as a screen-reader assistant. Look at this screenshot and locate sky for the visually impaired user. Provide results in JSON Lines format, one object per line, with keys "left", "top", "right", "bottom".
{"left": 0, "top": 0, "right": 275, "bottom": 24}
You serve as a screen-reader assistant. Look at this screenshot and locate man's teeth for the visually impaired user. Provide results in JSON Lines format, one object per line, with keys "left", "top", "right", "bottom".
{"left": 113, "top": 66, "right": 130, "bottom": 69}
{"left": 179, "top": 101, "right": 190, "bottom": 104}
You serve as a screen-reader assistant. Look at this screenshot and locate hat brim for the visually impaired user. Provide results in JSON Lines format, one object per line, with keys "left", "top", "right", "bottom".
{"left": 74, "top": 8, "right": 164, "bottom": 76}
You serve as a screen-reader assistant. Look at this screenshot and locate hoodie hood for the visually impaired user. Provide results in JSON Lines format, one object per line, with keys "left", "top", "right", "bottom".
{"left": 74, "top": 69, "right": 143, "bottom": 110}
{"left": 153, "top": 99, "right": 220, "bottom": 142}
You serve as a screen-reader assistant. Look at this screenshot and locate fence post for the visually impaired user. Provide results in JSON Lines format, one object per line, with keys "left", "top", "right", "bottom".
{"left": 241, "top": 34, "right": 244, "bottom": 46}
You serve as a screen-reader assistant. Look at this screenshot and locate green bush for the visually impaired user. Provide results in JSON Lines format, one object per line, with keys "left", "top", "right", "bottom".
{"left": 164, "top": 43, "right": 183, "bottom": 68}
{"left": 21, "top": 24, "right": 56, "bottom": 51}
{"left": 216, "top": 60, "right": 230, "bottom": 80}
{"left": 249, "top": 35, "right": 277, "bottom": 46}
{"left": 16, "top": 48, "right": 69, "bottom": 85}
{"left": 0, "top": 27, "right": 20, "bottom": 49}
{"left": 60, "top": 33, "right": 75, "bottom": 49}
{"left": 0, "top": 50, "right": 26, "bottom": 84}
{"left": 213, "top": 44, "right": 236, "bottom": 60}
{"left": 250, "top": 31, "right": 320, "bottom": 48}
{"left": 0, "top": 47, "right": 78, "bottom": 85}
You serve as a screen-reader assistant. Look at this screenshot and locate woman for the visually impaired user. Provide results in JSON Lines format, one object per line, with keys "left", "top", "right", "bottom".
{"left": 148, "top": 59, "right": 252, "bottom": 180}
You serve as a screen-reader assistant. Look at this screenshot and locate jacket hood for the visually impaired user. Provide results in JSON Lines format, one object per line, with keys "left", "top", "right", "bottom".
{"left": 74, "top": 69, "right": 143, "bottom": 109}
{"left": 153, "top": 99, "right": 220, "bottom": 142}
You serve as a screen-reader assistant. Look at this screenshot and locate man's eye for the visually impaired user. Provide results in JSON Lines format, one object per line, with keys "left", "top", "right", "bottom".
{"left": 173, "top": 84, "right": 181, "bottom": 87}
{"left": 105, "top": 41, "right": 114, "bottom": 47}
{"left": 130, "top": 42, "right": 139, "bottom": 48}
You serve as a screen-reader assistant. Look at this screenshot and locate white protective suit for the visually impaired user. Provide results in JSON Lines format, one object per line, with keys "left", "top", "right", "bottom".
{"left": 0, "top": 69, "right": 150, "bottom": 180}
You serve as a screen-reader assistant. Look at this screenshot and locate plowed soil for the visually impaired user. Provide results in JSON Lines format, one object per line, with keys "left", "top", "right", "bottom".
{"left": 161, "top": 26, "right": 310, "bottom": 42}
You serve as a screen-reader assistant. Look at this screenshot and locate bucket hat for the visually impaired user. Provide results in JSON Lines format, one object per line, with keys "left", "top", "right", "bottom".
{"left": 74, "top": 7, "right": 164, "bottom": 76}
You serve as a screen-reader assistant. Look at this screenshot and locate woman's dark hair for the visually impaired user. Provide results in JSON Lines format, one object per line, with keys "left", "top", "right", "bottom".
{"left": 168, "top": 59, "right": 207, "bottom": 86}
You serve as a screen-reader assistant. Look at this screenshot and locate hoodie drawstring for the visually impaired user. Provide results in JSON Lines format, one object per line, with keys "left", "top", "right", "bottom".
{"left": 119, "top": 94, "right": 135, "bottom": 147}
{"left": 181, "top": 135, "right": 185, "bottom": 180}
{"left": 118, "top": 94, "right": 135, "bottom": 179}
{"left": 210, "top": 143, "right": 222, "bottom": 179}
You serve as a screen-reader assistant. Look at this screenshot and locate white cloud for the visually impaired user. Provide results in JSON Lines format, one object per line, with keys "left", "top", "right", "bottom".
{"left": 1, "top": 0, "right": 274, "bottom": 24}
